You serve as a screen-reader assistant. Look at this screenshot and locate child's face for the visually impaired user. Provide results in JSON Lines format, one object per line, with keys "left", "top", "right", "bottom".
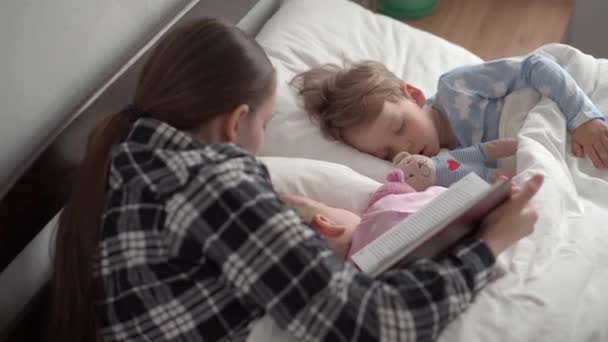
{"left": 343, "top": 86, "right": 441, "bottom": 162}
{"left": 281, "top": 193, "right": 360, "bottom": 259}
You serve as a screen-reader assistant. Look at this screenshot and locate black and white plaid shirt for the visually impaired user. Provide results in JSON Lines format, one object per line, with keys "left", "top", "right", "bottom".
{"left": 97, "top": 118, "right": 496, "bottom": 342}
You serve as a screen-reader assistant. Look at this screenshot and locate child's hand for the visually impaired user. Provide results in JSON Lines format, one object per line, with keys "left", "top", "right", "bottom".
{"left": 572, "top": 119, "right": 608, "bottom": 169}
{"left": 483, "top": 138, "right": 518, "bottom": 160}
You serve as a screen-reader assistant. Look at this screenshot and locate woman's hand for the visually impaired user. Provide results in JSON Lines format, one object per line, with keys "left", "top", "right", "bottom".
{"left": 478, "top": 174, "right": 544, "bottom": 256}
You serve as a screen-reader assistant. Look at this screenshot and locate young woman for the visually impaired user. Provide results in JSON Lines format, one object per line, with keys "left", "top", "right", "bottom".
{"left": 50, "top": 18, "right": 543, "bottom": 342}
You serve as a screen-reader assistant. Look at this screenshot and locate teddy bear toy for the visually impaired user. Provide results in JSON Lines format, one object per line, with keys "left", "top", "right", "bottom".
{"left": 392, "top": 138, "right": 517, "bottom": 191}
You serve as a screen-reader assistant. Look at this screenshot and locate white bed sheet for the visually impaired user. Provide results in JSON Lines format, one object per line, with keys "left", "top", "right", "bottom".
{"left": 444, "top": 43, "right": 608, "bottom": 342}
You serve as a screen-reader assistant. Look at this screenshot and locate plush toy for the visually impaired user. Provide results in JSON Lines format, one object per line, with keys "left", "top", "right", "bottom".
{"left": 392, "top": 138, "right": 517, "bottom": 191}
{"left": 367, "top": 168, "right": 416, "bottom": 208}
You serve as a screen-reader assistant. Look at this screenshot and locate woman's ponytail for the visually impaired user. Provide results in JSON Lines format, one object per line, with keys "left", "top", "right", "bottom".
{"left": 49, "top": 17, "right": 276, "bottom": 342}
{"left": 49, "top": 111, "right": 130, "bottom": 342}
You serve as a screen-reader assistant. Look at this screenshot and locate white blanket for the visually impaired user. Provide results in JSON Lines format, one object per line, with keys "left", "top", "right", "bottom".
{"left": 440, "top": 43, "right": 608, "bottom": 342}
{"left": 248, "top": 43, "right": 608, "bottom": 342}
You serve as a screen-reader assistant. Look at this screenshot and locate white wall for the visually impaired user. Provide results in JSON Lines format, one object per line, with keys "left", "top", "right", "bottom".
{"left": 566, "top": 0, "right": 608, "bottom": 58}
{"left": 0, "top": 1, "right": 275, "bottom": 336}
{"left": 0, "top": 0, "right": 192, "bottom": 195}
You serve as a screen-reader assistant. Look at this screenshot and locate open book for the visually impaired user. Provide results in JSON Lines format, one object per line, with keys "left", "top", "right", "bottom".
{"left": 350, "top": 172, "right": 510, "bottom": 277}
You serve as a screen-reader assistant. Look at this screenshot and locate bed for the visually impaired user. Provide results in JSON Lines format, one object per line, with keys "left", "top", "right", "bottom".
{"left": 1, "top": 0, "right": 607, "bottom": 341}
{"left": 250, "top": 0, "right": 608, "bottom": 341}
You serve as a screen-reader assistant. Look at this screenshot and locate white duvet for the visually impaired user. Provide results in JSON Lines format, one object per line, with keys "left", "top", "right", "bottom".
{"left": 249, "top": 43, "right": 608, "bottom": 341}
{"left": 439, "top": 43, "right": 608, "bottom": 342}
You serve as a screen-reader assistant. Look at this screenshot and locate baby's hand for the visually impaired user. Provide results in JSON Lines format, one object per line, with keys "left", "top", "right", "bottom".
{"left": 572, "top": 119, "right": 608, "bottom": 169}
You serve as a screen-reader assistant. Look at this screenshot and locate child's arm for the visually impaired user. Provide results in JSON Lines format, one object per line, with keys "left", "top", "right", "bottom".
{"left": 394, "top": 142, "right": 515, "bottom": 190}
{"left": 482, "top": 138, "right": 518, "bottom": 160}
{"left": 432, "top": 145, "right": 494, "bottom": 186}
{"left": 436, "top": 53, "right": 605, "bottom": 132}
{"left": 432, "top": 141, "right": 516, "bottom": 187}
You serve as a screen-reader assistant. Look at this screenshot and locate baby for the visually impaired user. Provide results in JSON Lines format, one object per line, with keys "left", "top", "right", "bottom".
{"left": 292, "top": 53, "right": 608, "bottom": 169}
{"left": 280, "top": 168, "right": 447, "bottom": 260}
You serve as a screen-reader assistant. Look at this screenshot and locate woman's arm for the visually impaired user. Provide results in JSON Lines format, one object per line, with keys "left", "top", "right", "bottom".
{"left": 167, "top": 156, "right": 497, "bottom": 342}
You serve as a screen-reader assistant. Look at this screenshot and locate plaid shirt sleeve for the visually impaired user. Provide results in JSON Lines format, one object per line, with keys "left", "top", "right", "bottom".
{"left": 165, "top": 155, "right": 496, "bottom": 342}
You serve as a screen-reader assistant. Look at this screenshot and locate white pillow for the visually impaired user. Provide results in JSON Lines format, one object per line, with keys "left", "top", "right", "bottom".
{"left": 259, "top": 156, "right": 381, "bottom": 215}
{"left": 256, "top": 0, "right": 483, "bottom": 182}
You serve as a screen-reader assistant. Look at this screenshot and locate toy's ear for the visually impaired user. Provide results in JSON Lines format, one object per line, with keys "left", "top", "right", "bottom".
{"left": 393, "top": 151, "right": 411, "bottom": 164}
{"left": 386, "top": 168, "right": 405, "bottom": 182}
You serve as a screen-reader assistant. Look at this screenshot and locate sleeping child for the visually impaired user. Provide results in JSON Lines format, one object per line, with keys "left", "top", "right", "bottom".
{"left": 292, "top": 52, "right": 608, "bottom": 171}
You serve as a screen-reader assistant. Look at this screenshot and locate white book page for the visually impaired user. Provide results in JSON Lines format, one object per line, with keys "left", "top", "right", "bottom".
{"left": 351, "top": 173, "right": 491, "bottom": 276}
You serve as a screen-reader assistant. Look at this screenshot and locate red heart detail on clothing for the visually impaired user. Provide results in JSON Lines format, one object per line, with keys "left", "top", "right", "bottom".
{"left": 447, "top": 159, "right": 460, "bottom": 171}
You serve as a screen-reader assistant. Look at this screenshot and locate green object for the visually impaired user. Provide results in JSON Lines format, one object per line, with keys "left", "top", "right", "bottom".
{"left": 378, "top": 0, "right": 438, "bottom": 19}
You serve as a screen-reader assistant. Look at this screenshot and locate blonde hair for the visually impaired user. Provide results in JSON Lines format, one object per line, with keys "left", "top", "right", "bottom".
{"left": 291, "top": 60, "right": 405, "bottom": 141}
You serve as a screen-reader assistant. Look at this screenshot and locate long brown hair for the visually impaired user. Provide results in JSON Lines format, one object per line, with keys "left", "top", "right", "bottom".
{"left": 49, "top": 18, "right": 275, "bottom": 342}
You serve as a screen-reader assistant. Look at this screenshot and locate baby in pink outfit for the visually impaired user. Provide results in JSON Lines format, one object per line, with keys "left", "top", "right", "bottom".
{"left": 280, "top": 169, "right": 446, "bottom": 260}
{"left": 348, "top": 169, "right": 446, "bottom": 258}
